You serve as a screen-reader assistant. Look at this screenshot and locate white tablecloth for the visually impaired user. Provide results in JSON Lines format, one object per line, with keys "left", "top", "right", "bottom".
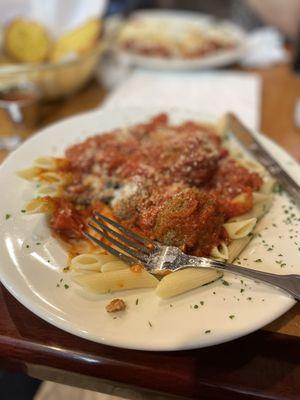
{"left": 104, "top": 70, "right": 261, "bottom": 130}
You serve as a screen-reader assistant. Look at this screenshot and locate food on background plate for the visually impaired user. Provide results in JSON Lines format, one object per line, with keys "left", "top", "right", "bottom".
{"left": 117, "top": 15, "right": 237, "bottom": 59}
{"left": 2, "top": 18, "right": 102, "bottom": 64}
{"left": 4, "top": 19, "right": 51, "bottom": 63}
{"left": 18, "top": 113, "right": 274, "bottom": 299}
{"left": 50, "top": 19, "right": 102, "bottom": 62}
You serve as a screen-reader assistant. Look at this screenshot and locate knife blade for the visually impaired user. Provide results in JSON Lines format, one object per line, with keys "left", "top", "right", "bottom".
{"left": 226, "top": 113, "right": 300, "bottom": 209}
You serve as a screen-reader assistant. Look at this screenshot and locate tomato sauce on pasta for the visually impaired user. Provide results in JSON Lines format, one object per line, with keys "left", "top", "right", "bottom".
{"left": 49, "top": 114, "right": 262, "bottom": 256}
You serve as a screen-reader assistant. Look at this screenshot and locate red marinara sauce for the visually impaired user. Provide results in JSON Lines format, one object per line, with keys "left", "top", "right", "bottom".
{"left": 207, "top": 158, "right": 263, "bottom": 219}
{"left": 50, "top": 114, "right": 263, "bottom": 256}
{"left": 50, "top": 198, "right": 90, "bottom": 240}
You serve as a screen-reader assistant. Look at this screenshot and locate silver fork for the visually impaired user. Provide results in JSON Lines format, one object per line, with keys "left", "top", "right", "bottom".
{"left": 85, "top": 212, "right": 300, "bottom": 300}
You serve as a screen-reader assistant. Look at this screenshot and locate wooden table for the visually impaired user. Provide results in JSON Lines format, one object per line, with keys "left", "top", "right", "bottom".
{"left": 0, "top": 64, "right": 300, "bottom": 400}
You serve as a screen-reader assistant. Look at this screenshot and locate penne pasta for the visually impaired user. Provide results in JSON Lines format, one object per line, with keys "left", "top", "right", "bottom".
{"left": 33, "top": 157, "right": 58, "bottom": 171}
{"left": 228, "top": 236, "right": 252, "bottom": 263}
{"left": 253, "top": 198, "right": 273, "bottom": 220}
{"left": 73, "top": 269, "right": 159, "bottom": 294}
{"left": 225, "top": 193, "right": 272, "bottom": 262}
{"left": 253, "top": 192, "right": 270, "bottom": 204}
{"left": 231, "top": 192, "right": 249, "bottom": 206}
{"left": 101, "top": 260, "right": 129, "bottom": 273}
{"left": 223, "top": 218, "right": 257, "bottom": 239}
{"left": 93, "top": 248, "right": 108, "bottom": 255}
{"left": 215, "top": 114, "right": 228, "bottom": 137}
{"left": 38, "top": 171, "right": 66, "bottom": 185}
{"left": 232, "top": 196, "right": 273, "bottom": 222}
{"left": 156, "top": 268, "right": 222, "bottom": 299}
{"left": 70, "top": 253, "right": 120, "bottom": 271}
{"left": 210, "top": 241, "right": 229, "bottom": 260}
{"left": 92, "top": 254, "right": 120, "bottom": 264}
{"left": 238, "top": 158, "right": 266, "bottom": 176}
{"left": 17, "top": 166, "right": 42, "bottom": 181}
{"left": 71, "top": 253, "right": 105, "bottom": 272}
{"left": 24, "top": 197, "right": 53, "bottom": 214}
{"left": 228, "top": 146, "right": 243, "bottom": 159}
{"left": 69, "top": 239, "right": 106, "bottom": 255}
{"left": 260, "top": 177, "right": 276, "bottom": 195}
{"left": 36, "top": 184, "right": 61, "bottom": 198}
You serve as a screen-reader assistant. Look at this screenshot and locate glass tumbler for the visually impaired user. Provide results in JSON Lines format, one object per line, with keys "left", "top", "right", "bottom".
{"left": 0, "top": 82, "right": 40, "bottom": 150}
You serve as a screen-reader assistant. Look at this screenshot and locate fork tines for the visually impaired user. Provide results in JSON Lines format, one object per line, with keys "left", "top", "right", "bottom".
{"left": 85, "top": 212, "right": 157, "bottom": 266}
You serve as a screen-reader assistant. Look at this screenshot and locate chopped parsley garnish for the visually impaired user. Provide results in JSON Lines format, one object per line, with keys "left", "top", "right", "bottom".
{"left": 254, "top": 259, "right": 262, "bottom": 263}
{"left": 64, "top": 284, "right": 69, "bottom": 289}
{"left": 56, "top": 284, "right": 60, "bottom": 287}
{"left": 247, "top": 297, "right": 252, "bottom": 301}
{"left": 21, "top": 209, "right": 26, "bottom": 213}
{"left": 273, "top": 184, "right": 283, "bottom": 194}
{"left": 240, "top": 288, "right": 245, "bottom": 293}
{"left": 148, "top": 321, "right": 153, "bottom": 327}
{"left": 36, "top": 242, "right": 41, "bottom": 245}
{"left": 222, "top": 280, "right": 230, "bottom": 286}
{"left": 135, "top": 298, "right": 139, "bottom": 305}
{"left": 26, "top": 245, "right": 30, "bottom": 249}
{"left": 205, "top": 330, "right": 211, "bottom": 334}
{"left": 193, "top": 304, "right": 199, "bottom": 309}
{"left": 200, "top": 301, "right": 204, "bottom": 306}
{"left": 229, "top": 315, "right": 235, "bottom": 319}
{"left": 276, "top": 260, "right": 287, "bottom": 267}
{"left": 5, "top": 214, "right": 11, "bottom": 220}
{"left": 60, "top": 278, "right": 63, "bottom": 283}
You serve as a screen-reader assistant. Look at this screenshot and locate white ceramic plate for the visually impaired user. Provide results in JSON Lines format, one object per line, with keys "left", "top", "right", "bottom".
{"left": 107, "top": 10, "right": 247, "bottom": 70}
{"left": 0, "top": 108, "right": 299, "bottom": 351}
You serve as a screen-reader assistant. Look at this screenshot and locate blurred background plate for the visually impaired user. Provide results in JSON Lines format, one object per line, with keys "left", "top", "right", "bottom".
{"left": 106, "top": 9, "right": 247, "bottom": 70}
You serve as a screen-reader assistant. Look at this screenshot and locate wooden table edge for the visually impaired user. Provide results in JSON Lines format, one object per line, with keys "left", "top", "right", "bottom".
{"left": 0, "top": 284, "right": 299, "bottom": 400}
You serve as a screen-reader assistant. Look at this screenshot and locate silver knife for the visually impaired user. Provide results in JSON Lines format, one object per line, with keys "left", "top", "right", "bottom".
{"left": 226, "top": 113, "right": 300, "bottom": 208}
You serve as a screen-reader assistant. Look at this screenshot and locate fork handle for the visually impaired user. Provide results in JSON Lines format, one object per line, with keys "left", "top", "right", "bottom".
{"left": 183, "top": 256, "right": 300, "bottom": 300}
